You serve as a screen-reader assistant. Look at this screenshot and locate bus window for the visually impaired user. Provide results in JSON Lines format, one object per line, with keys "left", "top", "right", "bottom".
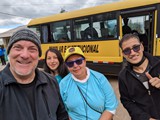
{"left": 51, "top": 20, "right": 71, "bottom": 42}
{"left": 125, "top": 16, "right": 146, "bottom": 34}
{"left": 123, "top": 15, "right": 151, "bottom": 52}
{"left": 74, "top": 17, "right": 99, "bottom": 40}
{"left": 99, "top": 21, "right": 108, "bottom": 38}
{"left": 93, "top": 12, "right": 118, "bottom": 39}
{"left": 107, "top": 20, "right": 117, "bottom": 38}
{"left": 84, "top": 23, "right": 98, "bottom": 39}
{"left": 74, "top": 17, "right": 90, "bottom": 40}
{"left": 29, "top": 26, "right": 41, "bottom": 41}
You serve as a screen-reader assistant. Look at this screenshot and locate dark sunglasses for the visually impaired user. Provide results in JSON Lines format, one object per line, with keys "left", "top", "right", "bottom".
{"left": 122, "top": 44, "right": 141, "bottom": 55}
{"left": 66, "top": 58, "right": 84, "bottom": 68}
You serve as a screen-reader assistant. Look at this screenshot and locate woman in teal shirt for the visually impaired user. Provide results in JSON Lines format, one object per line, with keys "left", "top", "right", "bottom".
{"left": 60, "top": 47, "right": 118, "bottom": 120}
{"left": 43, "top": 48, "right": 69, "bottom": 84}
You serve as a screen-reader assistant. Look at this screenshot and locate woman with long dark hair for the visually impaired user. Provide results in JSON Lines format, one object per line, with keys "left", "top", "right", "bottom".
{"left": 43, "top": 48, "right": 69, "bottom": 84}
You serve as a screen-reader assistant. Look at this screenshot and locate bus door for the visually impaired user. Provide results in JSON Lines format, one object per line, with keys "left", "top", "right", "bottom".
{"left": 120, "top": 6, "right": 156, "bottom": 55}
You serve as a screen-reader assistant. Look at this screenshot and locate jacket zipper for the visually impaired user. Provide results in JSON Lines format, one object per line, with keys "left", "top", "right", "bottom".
{"left": 147, "top": 90, "right": 151, "bottom": 95}
{"left": 130, "top": 66, "right": 160, "bottom": 118}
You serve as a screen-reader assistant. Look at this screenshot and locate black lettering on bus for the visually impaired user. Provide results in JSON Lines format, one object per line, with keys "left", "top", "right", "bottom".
{"left": 59, "top": 46, "right": 63, "bottom": 53}
{"left": 49, "top": 46, "right": 58, "bottom": 49}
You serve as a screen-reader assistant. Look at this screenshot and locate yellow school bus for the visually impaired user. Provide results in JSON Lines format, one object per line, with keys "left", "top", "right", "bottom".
{"left": 28, "top": 0, "right": 160, "bottom": 75}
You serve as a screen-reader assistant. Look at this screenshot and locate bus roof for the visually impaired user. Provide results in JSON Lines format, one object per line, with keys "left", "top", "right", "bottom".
{"left": 28, "top": 0, "right": 160, "bottom": 26}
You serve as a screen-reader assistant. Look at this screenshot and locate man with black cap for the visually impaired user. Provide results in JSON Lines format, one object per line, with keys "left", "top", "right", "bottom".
{"left": 118, "top": 34, "right": 160, "bottom": 120}
{"left": 0, "top": 29, "right": 69, "bottom": 120}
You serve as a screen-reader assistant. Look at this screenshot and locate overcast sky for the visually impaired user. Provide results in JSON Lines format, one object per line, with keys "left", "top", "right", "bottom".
{"left": 0, "top": 0, "right": 120, "bottom": 33}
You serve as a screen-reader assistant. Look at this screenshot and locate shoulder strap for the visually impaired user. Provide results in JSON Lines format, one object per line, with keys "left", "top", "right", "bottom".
{"left": 77, "top": 85, "right": 102, "bottom": 114}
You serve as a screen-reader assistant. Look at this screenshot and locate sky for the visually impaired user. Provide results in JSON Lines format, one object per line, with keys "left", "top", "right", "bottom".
{"left": 0, "top": 0, "right": 120, "bottom": 33}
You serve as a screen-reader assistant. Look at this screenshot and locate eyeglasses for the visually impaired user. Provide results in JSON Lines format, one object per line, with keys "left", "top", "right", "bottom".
{"left": 66, "top": 58, "right": 84, "bottom": 68}
{"left": 122, "top": 44, "right": 141, "bottom": 55}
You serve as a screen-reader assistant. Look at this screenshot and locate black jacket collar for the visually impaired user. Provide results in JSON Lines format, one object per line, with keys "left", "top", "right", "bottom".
{"left": 1, "top": 64, "right": 48, "bottom": 86}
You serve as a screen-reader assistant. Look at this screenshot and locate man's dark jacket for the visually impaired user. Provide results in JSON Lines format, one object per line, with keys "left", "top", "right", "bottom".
{"left": 0, "top": 64, "right": 69, "bottom": 120}
{"left": 118, "top": 52, "right": 160, "bottom": 120}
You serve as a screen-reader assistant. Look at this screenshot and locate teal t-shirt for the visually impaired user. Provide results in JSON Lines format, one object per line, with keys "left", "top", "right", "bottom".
{"left": 55, "top": 75, "right": 62, "bottom": 84}
{"left": 59, "top": 69, "right": 118, "bottom": 120}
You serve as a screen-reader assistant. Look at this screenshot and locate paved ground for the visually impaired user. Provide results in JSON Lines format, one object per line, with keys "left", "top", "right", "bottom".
{"left": 108, "top": 76, "right": 131, "bottom": 120}
{"left": 0, "top": 64, "right": 131, "bottom": 120}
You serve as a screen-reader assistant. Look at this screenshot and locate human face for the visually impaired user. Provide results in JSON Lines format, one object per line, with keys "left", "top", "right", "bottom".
{"left": 121, "top": 38, "right": 144, "bottom": 64}
{"left": 46, "top": 51, "right": 60, "bottom": 72}
{"left": 66, "top": 55, "right": 87, "bottom": 80}
{"left": 8, "top": 40, "right": 39, "bottom": 78}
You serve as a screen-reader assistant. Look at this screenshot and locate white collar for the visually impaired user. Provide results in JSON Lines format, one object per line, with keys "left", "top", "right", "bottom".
{"left": 72, "top": 67, "right": 90, "bottom": 83}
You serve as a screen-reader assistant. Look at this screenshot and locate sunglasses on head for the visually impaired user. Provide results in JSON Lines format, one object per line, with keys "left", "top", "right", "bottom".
{"left": 66, "top": 57, "right": 84, "bottom": 68}
{"left": 122, "top": 44, "right": 141, "bottom": 55}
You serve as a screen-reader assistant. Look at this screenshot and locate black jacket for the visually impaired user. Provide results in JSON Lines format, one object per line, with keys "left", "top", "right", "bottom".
{"left": 118, "top": 52, "right": 160, "bottom": 120}
{"left": 0, "top": 64, "right": 69, "bottom": 120}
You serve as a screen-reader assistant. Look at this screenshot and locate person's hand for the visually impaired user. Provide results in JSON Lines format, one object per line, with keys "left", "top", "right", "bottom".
{"left": 146, "top": 72, "right": 160, "bottom": 89}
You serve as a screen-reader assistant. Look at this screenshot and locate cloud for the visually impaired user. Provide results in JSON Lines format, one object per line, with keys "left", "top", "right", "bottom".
{"left": 0, "top": 0, "right": 120, "bottom": 33}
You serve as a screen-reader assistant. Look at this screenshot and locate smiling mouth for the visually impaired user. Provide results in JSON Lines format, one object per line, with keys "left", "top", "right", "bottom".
{"left": 130, "top": 55, "right": 139, "bottom": 59}
{"left": 18, "top": 60, "right": 31, "bottom": 65}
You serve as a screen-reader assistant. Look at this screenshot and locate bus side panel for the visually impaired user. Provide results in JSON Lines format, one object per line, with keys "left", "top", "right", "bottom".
{"left": 39, "top": 40, "right": 123, "bottom": 75}
{"left": 155, "top": 38, "right": 160, "bottom": 56}
{"left": 87, "top": 62, "right": 122, "bottom": 76}
{"left": 40, "top": 40, "right": 123, "bottom": 62}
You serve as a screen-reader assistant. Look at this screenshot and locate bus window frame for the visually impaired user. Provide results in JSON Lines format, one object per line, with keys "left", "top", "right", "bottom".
{"left": 73, "top": 11, "right": 119, "bottom": 42}
{"left": 50, "top": 20, "right": 72, "bottom": 43}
